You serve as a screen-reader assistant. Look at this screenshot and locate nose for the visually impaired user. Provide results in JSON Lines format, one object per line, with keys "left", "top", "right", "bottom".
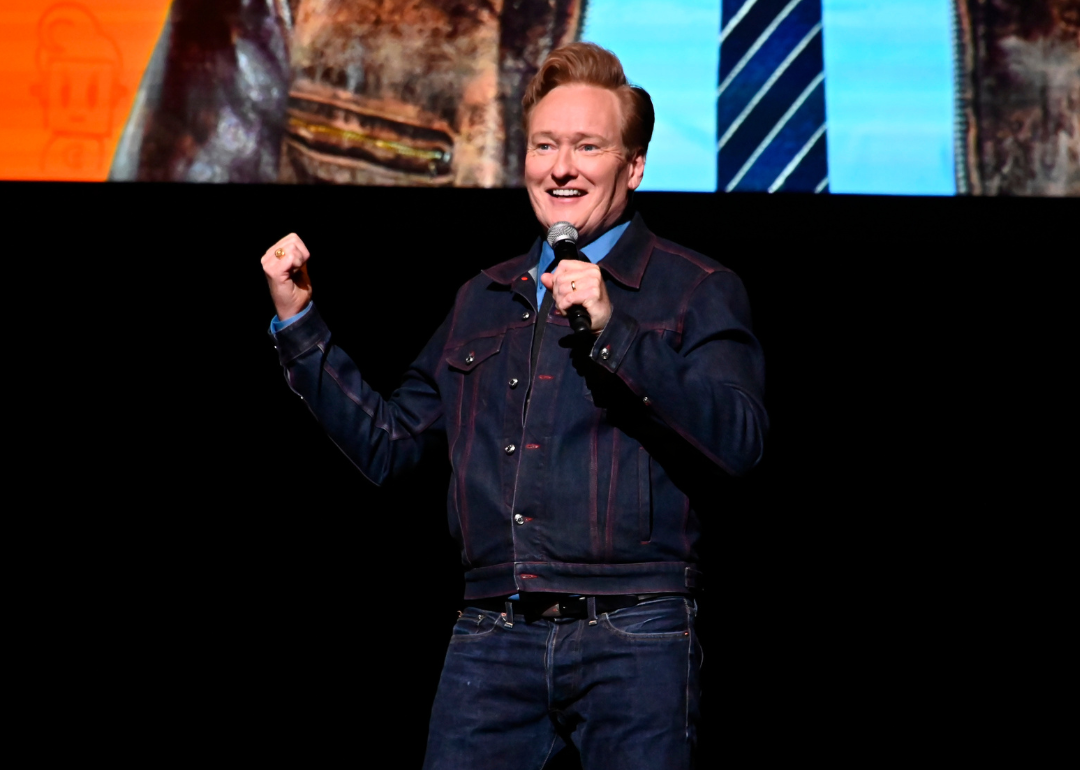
{"left": 551, "top": 145, "right": 577, "bottom": 183}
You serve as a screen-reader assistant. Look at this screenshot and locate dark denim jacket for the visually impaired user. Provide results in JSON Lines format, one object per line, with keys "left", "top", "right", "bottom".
{"left": 272, "top": 215, "right": 767, "bottom": 598}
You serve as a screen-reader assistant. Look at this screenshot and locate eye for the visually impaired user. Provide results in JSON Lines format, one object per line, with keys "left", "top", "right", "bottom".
{"left": 535, "top": 142, "right": 553, "bottom": 151}
{"left": 580, "top": 144, "right": 598, "bottom": 152}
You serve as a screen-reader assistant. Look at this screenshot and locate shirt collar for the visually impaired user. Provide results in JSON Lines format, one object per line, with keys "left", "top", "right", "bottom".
{"left": 535, "top": 219, "right": 632, "bottom": 280}
{"left": 481, "top": 213, "right": 653, "bottom": 290}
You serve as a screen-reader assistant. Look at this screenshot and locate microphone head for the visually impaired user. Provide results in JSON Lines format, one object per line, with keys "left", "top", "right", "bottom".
{"left": 546, "top": 221, "right": 579, "bottom": 248}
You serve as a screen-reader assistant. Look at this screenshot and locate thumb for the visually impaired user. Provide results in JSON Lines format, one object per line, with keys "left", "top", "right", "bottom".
{"left": 540, "top": 272, "right": 554, "bottom": 289}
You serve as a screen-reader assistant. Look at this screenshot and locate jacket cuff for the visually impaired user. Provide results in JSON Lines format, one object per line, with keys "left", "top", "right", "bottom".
{"left": 270, "top": 303, "right": 330, "bottom": 364}
{"left": 590, "top": 305, "right": 638, "bottom": 372}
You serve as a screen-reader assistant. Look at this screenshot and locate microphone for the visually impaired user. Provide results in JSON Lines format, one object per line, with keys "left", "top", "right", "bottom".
{"left": 545, "top": 222, "right": 592, "bottom": 334}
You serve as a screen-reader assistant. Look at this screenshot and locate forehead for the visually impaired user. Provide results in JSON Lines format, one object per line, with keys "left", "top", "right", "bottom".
{"left": 529, "top": 84, "right": 623, "bottom": 138}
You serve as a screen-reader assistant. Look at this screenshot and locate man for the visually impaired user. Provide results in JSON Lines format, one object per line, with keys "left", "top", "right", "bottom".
{"left": 262, "top": 43, "right": 766, "bottom": 769}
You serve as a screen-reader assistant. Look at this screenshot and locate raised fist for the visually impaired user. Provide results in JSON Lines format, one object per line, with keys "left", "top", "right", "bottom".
{"left": 261, "top": 233, "right": 312, "bottom": 321}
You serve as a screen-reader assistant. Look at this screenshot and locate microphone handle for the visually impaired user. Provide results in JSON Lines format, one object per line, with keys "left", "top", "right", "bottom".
{"left": 552, "top": 240, "right": 592, "bottom": 334}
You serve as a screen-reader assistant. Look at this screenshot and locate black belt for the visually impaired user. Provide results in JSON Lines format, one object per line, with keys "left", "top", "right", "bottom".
{"left": 465, "top": 593, "right": 684, "bottom": 620}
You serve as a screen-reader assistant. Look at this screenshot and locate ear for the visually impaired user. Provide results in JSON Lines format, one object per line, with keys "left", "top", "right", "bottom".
{"left": 626, "top": 150, "right": 646, "bottom": 191}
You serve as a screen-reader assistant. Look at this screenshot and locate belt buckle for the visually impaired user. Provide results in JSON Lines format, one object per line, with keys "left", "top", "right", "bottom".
{"left": 540, "top": 602, "right": 562, "bottom": 618}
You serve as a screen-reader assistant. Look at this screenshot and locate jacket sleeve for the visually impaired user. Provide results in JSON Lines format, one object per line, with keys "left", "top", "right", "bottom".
{"left": 271, "top": 303, "right": 448, "bottom": 485}
{"left": 589, "top": 269, "right": 767, "bottom": 477}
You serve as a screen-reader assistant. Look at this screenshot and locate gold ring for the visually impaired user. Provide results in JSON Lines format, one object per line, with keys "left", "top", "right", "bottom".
{"left": 571, "top": 281, "right": 576, "bottom": 291}
{"left": 274, "top": 248, "right": 286, "bottom": 258}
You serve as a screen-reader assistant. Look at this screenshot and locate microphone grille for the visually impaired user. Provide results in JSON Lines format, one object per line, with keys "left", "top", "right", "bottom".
{"left": 546, "top": 221, "right": 579, "bottom": 248}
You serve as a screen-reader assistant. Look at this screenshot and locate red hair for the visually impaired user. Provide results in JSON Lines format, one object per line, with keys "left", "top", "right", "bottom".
{"left": 522, "top": 42, "right": 655, "bottom": 156}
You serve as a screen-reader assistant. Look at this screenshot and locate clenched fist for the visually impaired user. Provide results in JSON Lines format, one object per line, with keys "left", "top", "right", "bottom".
{"left": 540, "top": 260, "right": 611, "bottom": 333}
{"left": 261, "top": 233, "right": 312, "bottom": 321}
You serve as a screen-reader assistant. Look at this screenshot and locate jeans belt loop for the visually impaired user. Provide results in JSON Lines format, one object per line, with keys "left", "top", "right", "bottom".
{"left": 503, "top": 600, "right": 514, "bottom": 629}
{"left": 587, "top": 596, "right": 598, "bottom": 626}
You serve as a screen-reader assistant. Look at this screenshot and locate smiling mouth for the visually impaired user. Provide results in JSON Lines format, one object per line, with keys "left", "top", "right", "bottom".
{"left": 549, "top": 189, "right": 586, "bottom": 197}
{"left": 285, "top": 88, "right": 455, "bottom": 179}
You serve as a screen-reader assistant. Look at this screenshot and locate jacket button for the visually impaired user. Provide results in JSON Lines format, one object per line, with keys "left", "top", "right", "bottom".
{"left": 600, "top": 346, "right": 611, "bottom": 360}
{"left": 505, "top": 444, "right": 516, "bottom": 455}
{"left": 465, "top": 353, "right": 475, "bottom": 365}
{"left": 509, "top": 378, "right": 519, "bottom": 389}
{"left": 514, "top": 514, "right": 525, "bottom": 525}
{"left": 642, "top": 396, "right": 651, "bottom": 405}
{"left": 522, "top": 311, "right": 531, "bottom": 320}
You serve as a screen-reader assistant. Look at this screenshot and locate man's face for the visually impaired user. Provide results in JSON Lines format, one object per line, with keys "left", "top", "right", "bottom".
{"left": 525, "top": 84, "right": 645, "bottom": 243}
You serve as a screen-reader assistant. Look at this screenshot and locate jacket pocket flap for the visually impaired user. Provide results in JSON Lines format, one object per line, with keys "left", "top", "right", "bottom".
{"left": 446, "top": 335, "right": 503, "bottom": 372}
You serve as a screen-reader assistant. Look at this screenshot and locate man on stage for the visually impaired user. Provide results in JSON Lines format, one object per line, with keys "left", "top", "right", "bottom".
{"left": 261, "top": 43, "right": 766, "bottom": 769}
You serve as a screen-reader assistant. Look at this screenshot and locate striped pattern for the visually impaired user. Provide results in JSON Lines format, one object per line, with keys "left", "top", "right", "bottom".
{"left": 717, "top": 0, "right": 829, "bottom": 193}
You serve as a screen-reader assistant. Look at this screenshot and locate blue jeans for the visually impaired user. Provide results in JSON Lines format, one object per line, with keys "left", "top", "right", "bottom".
{"left": 423, "top": 596, "right": 701, "bottom": 769}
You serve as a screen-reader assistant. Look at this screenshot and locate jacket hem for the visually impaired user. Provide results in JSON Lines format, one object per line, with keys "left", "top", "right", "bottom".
{"left": 463, "top": 561, "right": 701, "bottom": 599}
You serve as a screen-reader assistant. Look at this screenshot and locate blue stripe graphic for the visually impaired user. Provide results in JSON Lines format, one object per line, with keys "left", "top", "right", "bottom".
{"left": 718, "top": 0, "right": 829, "bottom": 192}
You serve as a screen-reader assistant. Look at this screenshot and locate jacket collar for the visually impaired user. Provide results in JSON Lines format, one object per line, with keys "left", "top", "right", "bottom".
{"left": 594, "top": 212, "right": 652, "bottom": 289}
{"left": 482, "top": 212, "right": 653, "bottom": 290}
{"left": 482, "top": 238, "right": 542, "bottom": 285}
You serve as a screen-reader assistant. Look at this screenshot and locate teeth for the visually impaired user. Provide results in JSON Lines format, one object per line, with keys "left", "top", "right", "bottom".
{"left": 551, "top": 189, "right": 584, "bottom": 197}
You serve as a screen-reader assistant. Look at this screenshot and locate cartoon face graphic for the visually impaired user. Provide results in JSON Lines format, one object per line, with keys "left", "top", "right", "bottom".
{"left": 44, "top": 59, "right": 121, "bottom": 136}
{"left": 281, "top": 0, "right": 585, "bottom": 186}
{"left": 34, "top": 3, "right": 126, "bottom": 174}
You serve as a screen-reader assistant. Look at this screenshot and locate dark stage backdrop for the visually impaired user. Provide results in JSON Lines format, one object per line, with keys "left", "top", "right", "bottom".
{"left": 14, "top": 182, "right": 1055, "bottom": 765}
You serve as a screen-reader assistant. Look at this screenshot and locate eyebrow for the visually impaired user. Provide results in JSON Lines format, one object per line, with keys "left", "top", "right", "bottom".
{"left": 530, "top": 131, "right": 610, "bottom": 143}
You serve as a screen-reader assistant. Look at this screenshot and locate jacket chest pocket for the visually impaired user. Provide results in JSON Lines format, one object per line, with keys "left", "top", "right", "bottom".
{"left": 444, "top": 334, "right": 504, "bottom": 427}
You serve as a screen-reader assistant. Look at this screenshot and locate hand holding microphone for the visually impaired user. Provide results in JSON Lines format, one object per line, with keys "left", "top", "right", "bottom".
{"left": 541, "top": 222, "right": 612, "bottom": 334}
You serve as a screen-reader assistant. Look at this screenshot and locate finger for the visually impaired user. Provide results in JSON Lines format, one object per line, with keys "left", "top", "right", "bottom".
{"left": 289, "top": 251, "right": 308, "bottom": 272}
{"left": 271, "top": 233, "right": 308, "bottom": 258}
{"left": 287, "top": 234, "right": 310, "bottom": 259}
{"left": 540, "top": 272, "right": 554, "bottom": 289}
{"left": 271, "top": 234, "right": 295, "bottom": 252}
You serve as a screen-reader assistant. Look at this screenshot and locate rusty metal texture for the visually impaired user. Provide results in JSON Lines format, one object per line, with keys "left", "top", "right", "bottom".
{"left": 111, "top": 0, "right": 585, "bottom": 186}
{"left": 955, "top": 0, "right": 1080, "bottom": 196}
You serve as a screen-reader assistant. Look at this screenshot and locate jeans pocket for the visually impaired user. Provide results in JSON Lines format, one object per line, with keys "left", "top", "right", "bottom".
{"left": 449, "top": 609, "right": 503, "bottom": 642}
{"left": 600, "top": 597, "right": 691, "bottom": 640}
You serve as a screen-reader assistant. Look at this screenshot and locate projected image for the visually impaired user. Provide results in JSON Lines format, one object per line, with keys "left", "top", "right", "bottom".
{"left": 956, "top": 0, "right": 1080, "bottom": 196}
{"left": 113, "top": 0, "right": 585, "bottom": 186}
{"left": 0, "top": 1, "right": 1076, "bottom": 194}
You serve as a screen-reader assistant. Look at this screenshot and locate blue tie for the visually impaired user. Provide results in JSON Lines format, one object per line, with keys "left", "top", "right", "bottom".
{"left": 717, "top": 0, "right": 829, "bottom": 193}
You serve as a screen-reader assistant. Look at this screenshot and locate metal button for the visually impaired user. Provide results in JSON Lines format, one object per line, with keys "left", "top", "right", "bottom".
{"left": 465, "top": 353, "right": 475, "bottom": 365}
{"left": 642, "top": 396, "right": 651, "bottom": 405}
{"left": 505, "top": 444, "right": 516, "bottom": 455}
{"left": 514, "top": 514, "right": 525, "bottom": 525}
{"left": 509, "top": 378, "right": 519, "bottom": 389}
{"left": 522, "top": 311, "right": 531, "bottom": 320}
{"left": 600, "top": 346, "right": 611, "bottom": 360}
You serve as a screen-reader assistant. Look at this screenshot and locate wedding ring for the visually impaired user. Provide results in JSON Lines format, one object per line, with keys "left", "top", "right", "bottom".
{"left": 274, "top": 248, "right": 286, "bottom": 258}
{"left": 571, "top": 281, "right": 576, "bottom": 291}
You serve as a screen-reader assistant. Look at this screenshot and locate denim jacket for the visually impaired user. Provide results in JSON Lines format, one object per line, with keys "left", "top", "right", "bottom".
{"left": 272, "top": 214, "right": 767, "bottom": 598}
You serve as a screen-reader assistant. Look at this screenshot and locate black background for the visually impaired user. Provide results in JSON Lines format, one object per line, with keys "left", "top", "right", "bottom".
{"left": 12, "top": 182, "right": 1056, "bottom": 764}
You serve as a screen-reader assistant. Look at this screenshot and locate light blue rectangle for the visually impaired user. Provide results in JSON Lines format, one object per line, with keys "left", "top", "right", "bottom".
{"left": 821, "top": 0, "right": 956, "bottom": 195}
{"left": 582, "top": 0, "right": 721, "bottom": 192}
{"left": 580, "top": 1, "right": 957, "bottom": 195}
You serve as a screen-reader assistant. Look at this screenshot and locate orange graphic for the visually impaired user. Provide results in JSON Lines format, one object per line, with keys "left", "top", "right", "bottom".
{"left": 0, "top": 1, "right": 171, "bottom": 181}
